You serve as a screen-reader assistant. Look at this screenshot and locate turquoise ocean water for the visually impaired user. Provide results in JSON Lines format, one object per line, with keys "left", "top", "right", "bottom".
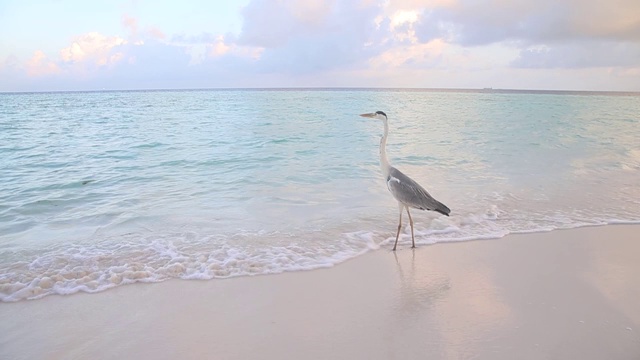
{"left": 1, "top": 89, "right": 639, "bottom": 301}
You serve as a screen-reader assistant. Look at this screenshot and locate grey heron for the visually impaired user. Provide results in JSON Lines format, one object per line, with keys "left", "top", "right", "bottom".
{"left": 360, "top": 111, "right": 450, "bottom": 251}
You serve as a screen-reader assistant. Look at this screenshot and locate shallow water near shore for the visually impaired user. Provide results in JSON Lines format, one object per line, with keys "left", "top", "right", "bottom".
{"left": 1, "top": 88, "right": 639, "bottom": 301}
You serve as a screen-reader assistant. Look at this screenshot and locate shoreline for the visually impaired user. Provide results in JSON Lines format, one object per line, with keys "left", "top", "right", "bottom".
{"left": 1, "top": 224, "right": 639, "bottom": 359}
{"left": 4, "top": 221, "right": 640, "bottom": 303}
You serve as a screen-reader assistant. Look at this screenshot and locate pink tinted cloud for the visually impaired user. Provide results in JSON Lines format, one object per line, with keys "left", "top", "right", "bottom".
{"left": 148, "top": 27, "right": 166, "bottom": 40}
{"left": 25, "top": 51, "right": 61, "bottom": 77}
{"left": 122, "top": 14, "right": 139, "bottom": 38}
{"left": 123, "top": 14, "right": 166, "bottom": 40}
{"left": 59, "top": 32, "right": 127, "bottom": 66}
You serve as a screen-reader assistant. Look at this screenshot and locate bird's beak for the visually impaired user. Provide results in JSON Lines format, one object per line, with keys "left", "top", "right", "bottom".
{"left": 360, "top": 113, "right": 375, "bottom": 118}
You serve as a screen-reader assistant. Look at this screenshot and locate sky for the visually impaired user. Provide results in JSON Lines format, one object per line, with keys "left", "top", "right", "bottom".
{"left": 1, "top": 0, "right": 639, "bottom": 92}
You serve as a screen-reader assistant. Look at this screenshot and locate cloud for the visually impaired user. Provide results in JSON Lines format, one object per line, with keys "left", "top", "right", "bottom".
{"left": 237, "top": 0, "right": 336, "bottom": 48}
{"left": 512, "top": 41, "right": 640, "bottom": 69}
{"left": 59, "top": 32, "right": 127, "bottom": 66}
{"left": 208, "top": 35, "right": 262, "bottom": 60}
{"left": 1, "top": 55, "right": 20, "bottom": 71}
{"left": 3, "top": 0, "right": 640, "bottom": 91}
{"left": 123, "top": 14, "right": 166, "bottom": 41}
{"left": 368, "top": 38, "right": 447, "bottom": 69}
{"left": 414, "top": 0, "right": 640, "bottom": 46}
{"left": 122, "top": 15, "right": 139, "bottom": 39}
{"left": 210, "top": 36, "right": 231, "bottom": 56}
{"left": 104, "top": 41, "right": 193, "bottom": 82}
{"left": 170, "top": 33, "right": 219, "bottom": 45}
{"left": 234, "top": 0, "right": 385, "bottom": 74}
{"left": 397, "top": 0, "right": 640, "bottom": 72}
{"left": 148, "top": 27, "right": 166, "bottom": 40}
{"left": 25, "top": 50, "right": 61, "bottom": 77}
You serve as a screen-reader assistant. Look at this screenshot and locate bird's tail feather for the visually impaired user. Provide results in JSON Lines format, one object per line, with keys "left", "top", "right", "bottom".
{"left": 434, "top": 201, "right": 451, "bottom": 216}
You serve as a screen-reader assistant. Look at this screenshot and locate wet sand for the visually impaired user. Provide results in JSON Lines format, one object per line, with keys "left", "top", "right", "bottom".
{"left": 1, "top": 225, "right": 639, "bottom": 359}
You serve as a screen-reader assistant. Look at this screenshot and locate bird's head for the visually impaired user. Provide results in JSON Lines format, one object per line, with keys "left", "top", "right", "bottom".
{"left": 360, "top": 111, "right": 387, "bottom": 121}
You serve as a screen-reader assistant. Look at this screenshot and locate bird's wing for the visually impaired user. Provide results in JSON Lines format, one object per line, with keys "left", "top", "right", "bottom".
{"left": 386, "top": 167, "right": 451, "bottom": 215}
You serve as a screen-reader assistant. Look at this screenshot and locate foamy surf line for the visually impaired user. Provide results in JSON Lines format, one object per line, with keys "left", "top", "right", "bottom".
{"left": 1, "top": 216, "right": 639, "bottom": 302}
{"left": 0, "top": 230, "right": 380, "bottom": 302}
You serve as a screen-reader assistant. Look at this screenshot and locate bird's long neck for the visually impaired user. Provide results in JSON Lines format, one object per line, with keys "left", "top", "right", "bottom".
{"left": 379, "top": 118, "right": 392, "bottom": 178}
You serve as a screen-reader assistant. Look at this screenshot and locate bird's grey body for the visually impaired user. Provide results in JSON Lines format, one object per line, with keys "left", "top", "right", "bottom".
{"left": 360, "top": 111, "right": 450, "bottom": 251}
{"left": 386, "top": 166, "right": 450, "bottom": 216}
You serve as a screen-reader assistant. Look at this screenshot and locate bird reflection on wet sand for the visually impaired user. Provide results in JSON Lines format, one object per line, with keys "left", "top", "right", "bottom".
{"left": 392, "top": 249, "right": 451, "bottom": 317}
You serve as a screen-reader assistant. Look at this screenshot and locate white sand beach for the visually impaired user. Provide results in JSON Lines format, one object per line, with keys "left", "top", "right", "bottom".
{"left": 1, "top": 225, "right": 639, "bottom": 360}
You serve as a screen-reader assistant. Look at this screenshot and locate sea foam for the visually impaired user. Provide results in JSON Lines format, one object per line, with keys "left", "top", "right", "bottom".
{"left": 2, "top": 208, "right": 638, "bottom": 302}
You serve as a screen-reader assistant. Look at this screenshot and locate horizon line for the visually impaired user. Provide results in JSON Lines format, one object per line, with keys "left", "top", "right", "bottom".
{"left": 2, "top": 86, "right": 639, "bottom": 96}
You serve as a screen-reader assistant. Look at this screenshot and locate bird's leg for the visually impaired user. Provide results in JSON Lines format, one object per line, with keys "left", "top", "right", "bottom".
{"left": 406, "top": 207, "right": 415, "bottom": 248}
{"left": 393, "top": 204, "right": 403, "bottom": 251}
